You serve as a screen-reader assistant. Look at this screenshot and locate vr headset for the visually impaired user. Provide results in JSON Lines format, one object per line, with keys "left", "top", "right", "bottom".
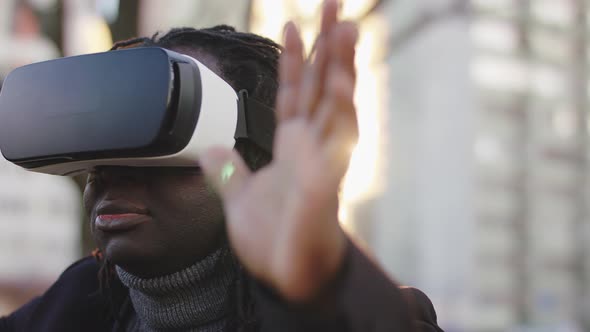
{"left": 0, "top": 47, "right": 275, "bottom": 176}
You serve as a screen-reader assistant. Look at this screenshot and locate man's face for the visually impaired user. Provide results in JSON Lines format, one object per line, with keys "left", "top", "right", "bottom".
{"left": 83, "top": 49, "right": 228, "bottom": 278}
{"left": 83, "top": 166, "right": 225, "bottom": 277}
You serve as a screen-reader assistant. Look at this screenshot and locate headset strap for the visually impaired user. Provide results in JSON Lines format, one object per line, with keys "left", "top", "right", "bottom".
{"left": 235, "top": 90, "right": 276, "bottom": 155}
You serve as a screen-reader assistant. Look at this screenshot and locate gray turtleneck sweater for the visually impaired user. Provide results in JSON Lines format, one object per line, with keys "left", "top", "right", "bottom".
{"left": 116, "top": 247, "right": 238, "bottom": 332}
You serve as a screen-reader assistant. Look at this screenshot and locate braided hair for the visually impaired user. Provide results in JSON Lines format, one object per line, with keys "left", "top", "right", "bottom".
{"left": 95, "top": 25, "right": 281, "bottom": 331}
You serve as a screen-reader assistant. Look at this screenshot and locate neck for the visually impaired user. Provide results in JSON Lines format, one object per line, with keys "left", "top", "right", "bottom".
{"left": 116, "top": 246, "right": 238, "bottom": 331}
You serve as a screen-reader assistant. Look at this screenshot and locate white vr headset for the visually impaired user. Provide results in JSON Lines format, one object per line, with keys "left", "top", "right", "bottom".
{"left": 0, "top": 47, "right": 275, "bottom": 175}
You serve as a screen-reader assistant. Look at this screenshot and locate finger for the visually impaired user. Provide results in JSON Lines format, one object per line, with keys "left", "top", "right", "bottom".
{"left": 312, "top": 23, "right": 359, "bottom": 140}
{"left": 199, "top": 147, "right": 251, "bottom": 201}
{"left": 320, "top": 71, "right": 358, "bottom": 186}
{"left": 320, "top": 0, "right": 339, "bottom": 36}
{"left": 313, "top": 63, "right": 358, "bottom": 142}
{"left": 333, "top": 21, "right": 358, "bottom": 82}
{"left": 306, "top": 0, "right": 339, "bottom": 61}
{"left": 277, "top": 22, "right": 304, "bottom": 122}
{"left": 296, "top": 0, "right": 339, "bottom": 118}
{"left": 296, "top": 38, "right": 328, "bottom": 118}
{"left": 322, "top": 119, "right": 358, "bottom": 187}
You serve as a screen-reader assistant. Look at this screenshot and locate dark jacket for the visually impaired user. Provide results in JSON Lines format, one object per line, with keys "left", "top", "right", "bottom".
{"left": 0, "top": 241, "right": 443, "bottom": 331}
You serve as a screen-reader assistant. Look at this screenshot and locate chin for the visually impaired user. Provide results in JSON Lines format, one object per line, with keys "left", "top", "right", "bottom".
{"left": 101, "top": 234, "right": 188, "bottom": 279}
{"left": 99, "top": 233, "right": 158, "bottom": 273}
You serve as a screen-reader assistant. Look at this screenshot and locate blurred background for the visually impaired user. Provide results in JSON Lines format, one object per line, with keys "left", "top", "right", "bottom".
{"left": 0, "top": 0, "right": 588, "bottom": 331}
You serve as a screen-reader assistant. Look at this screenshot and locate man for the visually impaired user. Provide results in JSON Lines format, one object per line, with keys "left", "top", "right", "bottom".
{"left": 0, "top": 1, "right": 443, "bottom": 331}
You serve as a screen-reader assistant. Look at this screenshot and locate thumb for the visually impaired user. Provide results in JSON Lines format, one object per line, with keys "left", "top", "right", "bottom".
{"left": 199, "top": 147, "right": 251, "bottom": 201}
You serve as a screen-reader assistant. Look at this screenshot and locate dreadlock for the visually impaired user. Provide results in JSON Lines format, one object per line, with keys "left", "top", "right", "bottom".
{"left": 95, "top": 25, "right": 281, "bottom": 332}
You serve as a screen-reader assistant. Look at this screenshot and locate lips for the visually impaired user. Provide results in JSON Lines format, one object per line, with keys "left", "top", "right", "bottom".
{"left": 95, "top": 200, "right": 150, "bottom": 232}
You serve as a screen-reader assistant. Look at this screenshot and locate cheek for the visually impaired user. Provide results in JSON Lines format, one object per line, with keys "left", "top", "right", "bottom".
{"left": 146, "top": 177, "right": 226, "bottom": 256}
{"left": 82, "top": 183, "right": 95, "bottom": 216}
{"left": 148, "top": 177, "right": 224, "bottom": 227}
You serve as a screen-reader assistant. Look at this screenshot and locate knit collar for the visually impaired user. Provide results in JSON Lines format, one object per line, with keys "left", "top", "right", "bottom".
{"left": 116, "top": 246, "right": 237, "bottom": 331}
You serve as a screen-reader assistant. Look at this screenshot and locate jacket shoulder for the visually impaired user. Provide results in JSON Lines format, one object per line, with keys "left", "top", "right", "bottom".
{"left": 54, "top": 256, "right": 102, "bottom": 288}
{"left": 2, "top": 257, "right": 113, "bottom": 332}
{"left": 400, "top": 287, "right": 443, "bottom": 331}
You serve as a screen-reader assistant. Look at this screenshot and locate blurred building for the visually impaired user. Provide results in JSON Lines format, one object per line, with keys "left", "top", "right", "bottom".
{"left": 0, "top": 0, "right": 80, "bottom": 316}
{"left": 470, "top": 0, "right": 589, "bottom": 330}
{"left": 370, "top": 0, "right": 589, "bottom": 331}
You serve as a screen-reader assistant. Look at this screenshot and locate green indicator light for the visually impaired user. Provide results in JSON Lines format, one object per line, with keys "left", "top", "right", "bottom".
{"left": 221, "top": 162, "right": 235, "bottom": 184}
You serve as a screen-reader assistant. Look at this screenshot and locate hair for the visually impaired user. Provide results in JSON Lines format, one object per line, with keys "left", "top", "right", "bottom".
{"left": 95, "top": 25, "right": 282, "bottom": 331}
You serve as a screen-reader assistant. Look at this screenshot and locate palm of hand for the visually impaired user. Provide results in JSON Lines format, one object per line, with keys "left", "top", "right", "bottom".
{"left": 228, "top": 119, "right": 344, "bottom": 300}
